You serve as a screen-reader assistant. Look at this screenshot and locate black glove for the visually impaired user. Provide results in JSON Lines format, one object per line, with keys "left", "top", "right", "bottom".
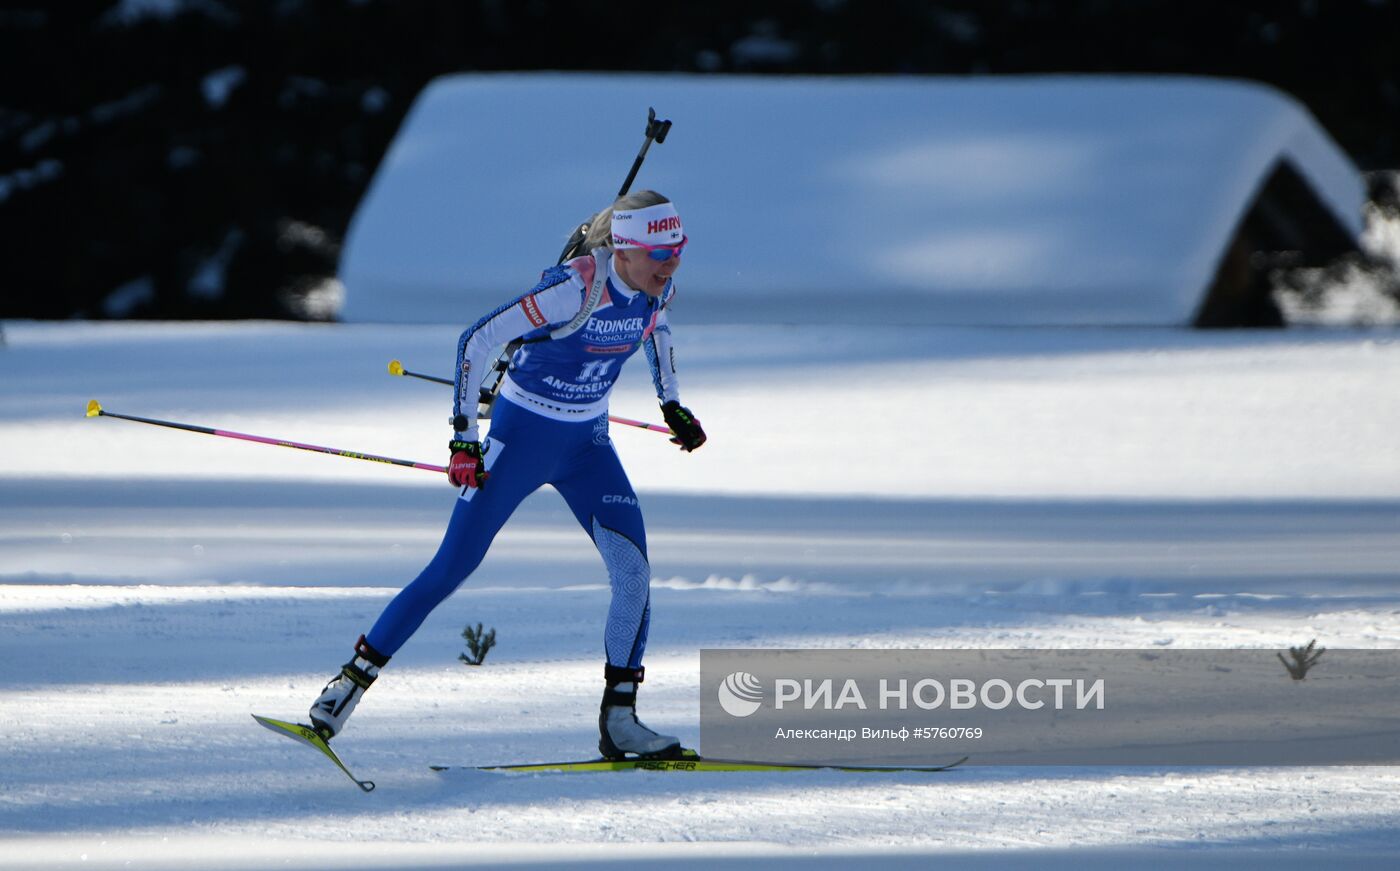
{"left": 660, "top": 401, "right": 706, "bottom": 452}
{"left": 447, "top": 439, "right": 488, "bottom": 488}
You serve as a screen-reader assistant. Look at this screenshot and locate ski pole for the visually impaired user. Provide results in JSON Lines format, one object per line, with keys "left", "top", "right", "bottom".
{"left": 616, "top": 107, "right": 672, "bottom": 199}
{"left": 387, "top": 359, "right": 452, "bottom": 386}
{"left": 603, "top": 414, "right": 673, "bottom": 436}
{"left": 555, "top": 106, "right": 671, "bottom": 265}
{"left": 387, "top": 360, "right": 673, "bottom": 436}
{"left": 85, "top": 400, "right": 446, "bottom": 474}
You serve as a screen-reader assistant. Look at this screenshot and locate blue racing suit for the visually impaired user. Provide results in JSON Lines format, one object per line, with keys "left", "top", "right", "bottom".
{"left": 365, "top": 252, "right": 682, "bottom": 672}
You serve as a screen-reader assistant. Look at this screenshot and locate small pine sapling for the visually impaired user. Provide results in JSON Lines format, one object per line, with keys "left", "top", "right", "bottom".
{"left": 460, "top": 622, "right": 497, "bottom": 666}
{"left": 1278, "top": 638, "right": 1324, "bottom": 680}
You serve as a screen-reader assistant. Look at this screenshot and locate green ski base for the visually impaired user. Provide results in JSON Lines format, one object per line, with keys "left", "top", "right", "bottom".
{"left": 252, "top": 714, "right": 375, "bottom": 792}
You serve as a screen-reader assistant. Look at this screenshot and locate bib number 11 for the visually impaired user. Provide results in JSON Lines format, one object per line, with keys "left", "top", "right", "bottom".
{"left": 577, "top": 360, "right": 615, "bottom": 383}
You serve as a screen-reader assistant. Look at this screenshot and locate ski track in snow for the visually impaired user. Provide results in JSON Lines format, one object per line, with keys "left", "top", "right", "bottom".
{"left": 2, "top": 321, "right": 1400, "bottom": 867}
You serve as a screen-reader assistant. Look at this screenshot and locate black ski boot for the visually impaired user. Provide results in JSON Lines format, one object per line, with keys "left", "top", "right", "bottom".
{"left": 598, "top": 665, "right": 681, "bottom": 759}
{"left": 308, "top": 635, "right": 389, "bottom": 741}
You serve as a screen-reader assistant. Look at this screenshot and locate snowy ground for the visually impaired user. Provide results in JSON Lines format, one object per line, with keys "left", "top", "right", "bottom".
{"left": 3, "top": 320, "right": 1400, "bottom": 869}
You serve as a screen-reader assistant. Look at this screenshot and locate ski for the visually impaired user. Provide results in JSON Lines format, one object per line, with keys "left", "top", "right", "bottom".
{"left": 432, "top": 749, "right": 967, "bottom": 774}
{"left": 252, "top": 714, "right": 375, "bottom": 792}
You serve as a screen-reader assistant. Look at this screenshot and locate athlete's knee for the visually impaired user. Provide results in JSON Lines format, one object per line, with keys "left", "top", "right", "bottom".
{"left": 592, "top": 517, "right": 650, "bottom": 595}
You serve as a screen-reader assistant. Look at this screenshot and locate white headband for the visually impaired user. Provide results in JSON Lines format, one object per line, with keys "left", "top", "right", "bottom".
{"left": 610, "top": 202, "right": 683, "bottom": 249}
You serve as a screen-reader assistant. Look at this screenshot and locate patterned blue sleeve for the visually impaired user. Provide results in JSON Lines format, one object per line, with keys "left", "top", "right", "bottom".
{"left": 643, "top": 303, "right": 680, "bottom": 404}
{"left": 452, "top": 265, "right": 581, "bottom": 438}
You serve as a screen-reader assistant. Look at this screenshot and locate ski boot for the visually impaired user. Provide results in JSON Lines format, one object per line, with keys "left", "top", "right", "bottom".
{"left": 308, "top": 635, "right": 389, "bottom": 741}
{"left": 598, "top": 665, "right": 681, "bottom": 759}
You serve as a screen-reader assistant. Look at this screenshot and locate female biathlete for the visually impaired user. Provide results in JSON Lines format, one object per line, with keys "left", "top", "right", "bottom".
{"left": 304, "top": 191, "right": 704, "bottom": 759}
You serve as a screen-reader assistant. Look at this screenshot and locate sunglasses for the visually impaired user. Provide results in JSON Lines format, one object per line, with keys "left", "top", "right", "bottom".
{"left": 614, "top": 235, "right": 688, "bottom": 261}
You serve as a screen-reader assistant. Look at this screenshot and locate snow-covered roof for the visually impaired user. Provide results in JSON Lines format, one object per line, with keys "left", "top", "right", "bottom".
{"left": 341, "top": 73, "right": 1363, "bottom": 326}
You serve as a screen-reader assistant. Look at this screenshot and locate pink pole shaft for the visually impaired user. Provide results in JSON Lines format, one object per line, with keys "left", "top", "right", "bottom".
{"left": 211, "top": 427, "right": 447, "bottom": 473}
{"left": 607, "top": 415, "right": 672, "bottom": 435}
{"left": 93, "top": 406, "right": 446, "bottom": 474}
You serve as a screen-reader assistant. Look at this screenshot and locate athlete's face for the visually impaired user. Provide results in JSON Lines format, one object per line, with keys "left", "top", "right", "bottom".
{"left": 614, "top": 246, "right": 681, "bottom": 298}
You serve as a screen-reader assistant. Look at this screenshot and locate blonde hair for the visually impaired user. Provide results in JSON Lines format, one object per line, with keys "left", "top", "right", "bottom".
{"left": 580, "top": 189, "right": 672, "bottom": 252}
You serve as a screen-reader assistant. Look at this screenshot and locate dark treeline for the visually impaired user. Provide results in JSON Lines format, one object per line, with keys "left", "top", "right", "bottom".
{"left": 3, "top": 0, "right": 1397, "bottom": 320}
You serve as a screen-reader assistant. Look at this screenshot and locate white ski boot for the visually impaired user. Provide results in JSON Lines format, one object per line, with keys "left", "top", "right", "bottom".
{"left": 598, "top": 665, "right": 680, "bottom": 759}
{"left": 308, "top": 635, "right": 389, "bottom": 741}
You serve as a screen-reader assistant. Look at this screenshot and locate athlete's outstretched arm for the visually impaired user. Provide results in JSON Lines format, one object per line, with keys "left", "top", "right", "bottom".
{"left": 643, "top": 307, "right": 681, "bottom": 406}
